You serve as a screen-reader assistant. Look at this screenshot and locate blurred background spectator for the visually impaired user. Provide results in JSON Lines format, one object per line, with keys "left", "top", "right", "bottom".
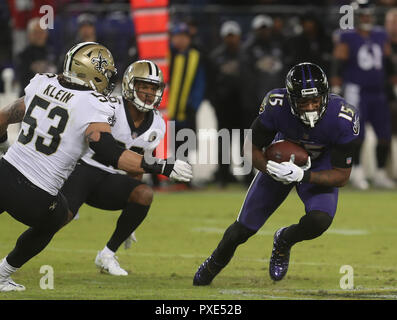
{"left": 240, "top": 14, "right": 285, "bottom": 132}
{"left": 286, "top": 13, "right": 333, "bottom": 74}
{"left": 208, "top": 20, "right": 243, "bottom": 188}
{"left": 331, "top": 0, "right": 395, "bottom": 190}
{"left": 167, "top": 21, "right": 206, "bottom": 164}
{"left": 385, "top": 7, "right": 397, "bottom": 137}
{"left": 16, "top": 17, "right": 57, "bottom": 96}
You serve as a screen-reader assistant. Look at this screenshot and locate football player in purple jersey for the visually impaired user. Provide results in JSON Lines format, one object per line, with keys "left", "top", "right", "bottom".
{"left": 331, "top": 0, "right": 396, "bottom": 189}
{"left": 193, "top": 63, "right": 359, "bottom": 285}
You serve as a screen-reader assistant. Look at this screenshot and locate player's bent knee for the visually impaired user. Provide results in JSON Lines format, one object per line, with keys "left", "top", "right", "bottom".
{"left": 128, "top": 184, "right": 153, "bottom": 206}
{"left": 304, "top": 210, "right": 333, "bottom": 237}
{"left": 225, "top": 220, "right": 257, "bottom": 245}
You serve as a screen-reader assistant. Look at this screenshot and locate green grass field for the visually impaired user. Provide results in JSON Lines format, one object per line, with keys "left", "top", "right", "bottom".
{"left": 1, "top": 185, "right": 397, "bottom": 300}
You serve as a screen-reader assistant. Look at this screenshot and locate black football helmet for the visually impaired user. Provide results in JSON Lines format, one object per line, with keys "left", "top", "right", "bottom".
{"left": 286, "top": 62, "right": 329, "bottom": 127}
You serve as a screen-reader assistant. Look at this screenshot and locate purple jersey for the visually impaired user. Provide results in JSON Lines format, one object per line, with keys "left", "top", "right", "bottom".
{"left": 334, "top": 27, "right": 388, "bottom": 89}
{"left": 258, "top": 88, "right": 360, "bottom": 169}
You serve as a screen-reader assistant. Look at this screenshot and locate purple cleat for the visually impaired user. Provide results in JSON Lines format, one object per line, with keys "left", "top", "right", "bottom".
{"left": 269, "top": 227, "right": 291, "bottom": 281}
{"left": 193, "top": 256, "right": 223, "bottom": 286}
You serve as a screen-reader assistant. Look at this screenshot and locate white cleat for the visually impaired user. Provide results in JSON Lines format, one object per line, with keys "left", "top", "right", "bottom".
{"left": 95, "top": 251, "right": 128, "bottom": 276}
{"left": 124, "top": 231, "right": 138, "bottom": 250}
{"left": 372, "top": 170, "right": 396, "bottom": 189}
{"left": 0, "top": 277, "right": 25, "bottom": 292}
{"left": 350, "top": 166, "right": 369, "bottom": 190}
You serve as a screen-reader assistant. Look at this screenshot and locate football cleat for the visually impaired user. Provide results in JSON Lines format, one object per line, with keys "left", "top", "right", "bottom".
{"left": 123, "top": 231, "right": 138, "bottom": 250}
{"left": 193, "top": 256, "right": 223, "bottom": 286}
{"left": 269, "top": 227, "right": 291, "bottom": 281}
{"left": 350, "top": 166, "right": 369, "bottom": 190}
{"left": 0, "top": 276, "right": 25, "bottom": 292}
{"left": 95, "top": 251, "right": 128, "bottom": 276}
{"left": 372, "top": 169, "right": 396, "bottom": 189}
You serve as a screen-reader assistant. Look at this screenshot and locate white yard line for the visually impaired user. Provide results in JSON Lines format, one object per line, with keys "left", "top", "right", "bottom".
{"left": 9, "top": 245, "right": 391, "bottom": 271}
{"left": 192, "top": 227, "right": 369, "bottom": 236}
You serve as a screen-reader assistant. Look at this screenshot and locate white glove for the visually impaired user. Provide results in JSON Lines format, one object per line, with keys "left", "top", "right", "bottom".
{"left": 169, "top": 159, "right": 193, "bottom": 182}
{"left": 266, "top": 155, "right": 311, "bottom": 184}
{"left": 124, "top": 231, "right": 137, "bottom": 249}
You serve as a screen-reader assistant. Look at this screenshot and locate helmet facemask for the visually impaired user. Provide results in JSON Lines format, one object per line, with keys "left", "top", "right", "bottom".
{"left": 286, "top": 62, "right": 329, "bottom": 128}
{"left": 289, "top": 91, "right": 328, "bottom": 128}
{"left": 129, "top": 79, "right": 164, "bottom": 112}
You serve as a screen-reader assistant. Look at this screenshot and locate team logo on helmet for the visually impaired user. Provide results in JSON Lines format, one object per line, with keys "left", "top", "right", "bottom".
{"left": 91, "top": 52, "right": 108, "bottom": 73}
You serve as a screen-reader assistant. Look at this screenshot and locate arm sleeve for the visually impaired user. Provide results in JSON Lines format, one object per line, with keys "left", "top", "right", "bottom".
{"left": 250, "top": 116, "right": 277, "bottom": 150}
{"left": 331, "top": 100, "right": 360, "bottom": 168}
{"left": 330, "top": 138, "right": 358, "bottom": 168}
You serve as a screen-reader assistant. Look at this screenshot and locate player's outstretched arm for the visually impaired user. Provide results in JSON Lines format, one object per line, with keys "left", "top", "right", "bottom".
{"left": 85, "top": 122, "right": 193, "bottom": 182}
{"left": 0, "top": 97, "right": 25, "bottom": 154}
{"left": 246, "top": 116, "right": 277, "bottom": 173}
{"left": 0, "top": 97, "right": 26, "bottom": 136}
{"left": 250, "top": 142, "right": 268, "bottom": 173}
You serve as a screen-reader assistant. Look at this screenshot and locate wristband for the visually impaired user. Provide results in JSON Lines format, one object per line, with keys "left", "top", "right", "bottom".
{"left": 141, "top": 157, "right": 175, "bottom": 177}
{"left": 301, "top": 170, "right": 311, "bottom": 183}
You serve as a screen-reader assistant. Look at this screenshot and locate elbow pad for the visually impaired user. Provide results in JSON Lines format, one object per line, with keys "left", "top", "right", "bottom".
{"left": 89, "top": 132, "right": 125, "bottom": 168}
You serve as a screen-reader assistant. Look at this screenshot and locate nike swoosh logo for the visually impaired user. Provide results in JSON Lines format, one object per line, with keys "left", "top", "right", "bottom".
{"left": 282, "top": 170, "right": 293, "bottom": 176}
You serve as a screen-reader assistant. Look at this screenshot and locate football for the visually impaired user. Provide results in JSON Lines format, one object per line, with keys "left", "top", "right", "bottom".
{"left": 265, "top": 140, "right": 309, "bottom": 166}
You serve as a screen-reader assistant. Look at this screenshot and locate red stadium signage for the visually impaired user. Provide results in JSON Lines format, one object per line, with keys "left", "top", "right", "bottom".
{"left": 130, "top": 0, "right": 169, "bottom": 161}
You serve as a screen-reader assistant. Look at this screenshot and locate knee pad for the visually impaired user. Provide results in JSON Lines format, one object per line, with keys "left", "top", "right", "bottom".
{"left": 300, "top": 210, "right": 332, "bottom": 238}
{"left": 224, "top": 221, "right": 257, "bottom": 245}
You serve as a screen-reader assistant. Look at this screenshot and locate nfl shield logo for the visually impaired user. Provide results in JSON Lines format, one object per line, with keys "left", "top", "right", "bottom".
{"left": 346, "top": 157, "right": 352, "bottom": 165}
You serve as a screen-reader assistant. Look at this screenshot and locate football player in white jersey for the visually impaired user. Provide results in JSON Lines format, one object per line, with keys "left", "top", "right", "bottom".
{"left": 61, "top": 60, "right": 171, "bottom": 276}
{"left": 0, "top": 44, "right": 192, "bottom": 291}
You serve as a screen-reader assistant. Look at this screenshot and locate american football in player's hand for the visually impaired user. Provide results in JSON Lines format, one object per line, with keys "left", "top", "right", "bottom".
{"left": 265, "top": 140, "right": 309, "bottom": 166}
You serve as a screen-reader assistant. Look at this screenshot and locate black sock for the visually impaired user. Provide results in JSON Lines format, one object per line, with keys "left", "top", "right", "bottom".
{"left": 106, "top": 202, "right": 150, "bottom": 252}
{"left": 7, "top": 227, "right": 57, "bottom": 268}
{"left": 211, "top": 221, "right": 256, "bottom": 268}
{"left": 376, "top": 143, "right": 390, "bottom": 168}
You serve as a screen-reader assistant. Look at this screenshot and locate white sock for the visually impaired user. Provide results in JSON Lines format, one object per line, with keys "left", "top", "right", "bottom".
{"left": 0, "top": 257, "right": 18, "bottom": 278}
{"left": 101, "top": 246, "right": 115, "bottom": 256}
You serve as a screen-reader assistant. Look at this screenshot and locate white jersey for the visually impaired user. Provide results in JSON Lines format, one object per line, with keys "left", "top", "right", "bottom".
{"left": 81, "top": 96, "right": 166, "bottom": 174}
{"left": 4, "top": 73, "right": 116, "bottom": 195}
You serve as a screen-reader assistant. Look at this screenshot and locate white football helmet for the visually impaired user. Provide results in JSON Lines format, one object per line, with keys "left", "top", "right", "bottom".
{"left": 122, "top": 60, "right": 165, "bottom": 112}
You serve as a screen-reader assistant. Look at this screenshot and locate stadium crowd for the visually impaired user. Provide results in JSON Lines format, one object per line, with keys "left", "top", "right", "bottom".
{"left": 0, "top": 0, "right": 396, "bottom": 188}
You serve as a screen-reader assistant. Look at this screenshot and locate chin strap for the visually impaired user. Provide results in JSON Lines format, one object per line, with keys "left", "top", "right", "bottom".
{"left": 301, "top": 111, "right": 319, "bottom": 128}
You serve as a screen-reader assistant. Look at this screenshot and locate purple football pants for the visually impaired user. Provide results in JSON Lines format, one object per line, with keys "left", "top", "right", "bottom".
{"left": 237, "top": 171, "right": 338, "bottom": 231}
